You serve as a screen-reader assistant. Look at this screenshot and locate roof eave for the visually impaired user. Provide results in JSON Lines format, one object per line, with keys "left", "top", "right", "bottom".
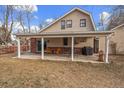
{"left": 16, "top": 31, "right": 114, "bottom": 38}
{"left": 111, "top": 23, "right": 124, "bottom": 31}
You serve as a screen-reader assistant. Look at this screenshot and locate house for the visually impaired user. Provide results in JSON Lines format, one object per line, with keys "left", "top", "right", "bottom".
{"left": 99, "top": 24, "right": 124, "bottom": 55}
{"left": 16, "top": 8, "right": 113, "bottom": 63}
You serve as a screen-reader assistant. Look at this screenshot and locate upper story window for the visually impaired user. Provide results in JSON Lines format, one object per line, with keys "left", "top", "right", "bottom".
{"left": 80, "top": 19, "right": 86, "bottom": 27}
{"left": 66, "top": 20, "right": 72, "bottom": 28}
{"left": 61, "top": 20, "right": 65, "bottom": 29}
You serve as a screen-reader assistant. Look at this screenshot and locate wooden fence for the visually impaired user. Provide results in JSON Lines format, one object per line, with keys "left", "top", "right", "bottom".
{"left": 0, "top": 45, "right": 29, "bottom": 55}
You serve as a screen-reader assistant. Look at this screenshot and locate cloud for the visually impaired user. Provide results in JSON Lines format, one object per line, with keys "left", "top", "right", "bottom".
{"left": 98, "top": 12, "right": 111, "bottom": 30}
{"left": 45, "top": 18, "right": 54, "bottom": 24}
{"left": 30, "top": 25, "right": 40, "bottom": 33}
{"left": 41, "top": 18, "right": 55, "bottom": 28}
{"left": 99, "top": 12, "right": 111, "bottom": 23}
{"left": 12, "top": 23, "right": 40, "bottom": 34}
{"left": 14, "top": 5, "right": 38, "bottom": 12}
{"left": 12, "top": 21, "right": 28, "bottom": 33}
{"left": 100, "top": 12, "right": 110, "bottom": 20}
{"left": 34, "top": 15, "right": 38, "bottom": 19}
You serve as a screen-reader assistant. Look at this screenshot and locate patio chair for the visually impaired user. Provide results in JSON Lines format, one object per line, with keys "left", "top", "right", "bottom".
{"left": 56, "top": 48, "right": 61, "bottom": 54}
{"left": 45, "top": 48, "right": 52, "bottom": 54}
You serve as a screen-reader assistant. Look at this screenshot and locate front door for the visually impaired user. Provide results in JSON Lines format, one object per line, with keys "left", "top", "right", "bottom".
{"left": 94, "top": 38, "right": 99, "bottom": 53}
{"left": 37, "top": 40, "right": 41, "bottom": 52}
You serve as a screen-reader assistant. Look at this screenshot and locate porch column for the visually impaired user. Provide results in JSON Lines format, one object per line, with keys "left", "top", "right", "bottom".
{"left": 71, "top": 37, "right": 74, "bottom": 61}
{"left": 17, "top": 38, "right": 21, "bottom": 58}
{"left": 105, "top": 36, "right": 109, "bottom": 63}
{"left": 41, "top": 37, "right": 44, "bottom": 59}
{"left": 28, "top": 38, "right": 31, "bottom": 52}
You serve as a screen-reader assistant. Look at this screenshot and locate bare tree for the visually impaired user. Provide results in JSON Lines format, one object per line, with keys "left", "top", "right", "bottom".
{"left": 98, "top": 12, "right": 110, "bottom": 31}
{"left": 0, "top": 5, "right": 14, "bottom": 44}
{"left": 0, "top": 5, "right": 37, "bottom": 44}
{"left": 107, "top": 5, "right": 124, "bottom": 30}
{"left": 16, "top": 11, "right": 26, "bottom": 33}
{"left": 24, "top": 6, "right": 34, "bottom": 33}
{"left": 15, "top": 5, "right": 36, "bottom": 34}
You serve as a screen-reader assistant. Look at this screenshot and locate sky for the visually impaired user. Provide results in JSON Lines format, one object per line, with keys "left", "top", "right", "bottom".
{"left": 6, "top": 5, "right": 115, "bottom": 40}
{"left": 33, "top": 5, "right": 114, "bottom": 27}
{"left": 0, "top": 5, "right": 115, "bottom": 32}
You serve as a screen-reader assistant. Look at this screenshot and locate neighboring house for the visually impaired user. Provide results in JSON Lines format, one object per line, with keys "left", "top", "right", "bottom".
{"left": 16, "top": 8, "right": 113, "bottom": 63}
{"left": 99, "top": 24, "right": 124, "bottom": 55}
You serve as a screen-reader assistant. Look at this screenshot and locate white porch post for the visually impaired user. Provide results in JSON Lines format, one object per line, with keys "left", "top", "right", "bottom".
{"left": 41, "top": 37, "right": 44, "bottom": 59}
{"left": 71, "top": 37, "right": 74, "bottom": 61}
{"left": 17, "top": 38, "right": 21, "bottom": 58}
{"left": 28, "top": 38, "right": 31, "bottom": 52}
{"left": 105, "top": 36, "right": 109, "bottom": 63}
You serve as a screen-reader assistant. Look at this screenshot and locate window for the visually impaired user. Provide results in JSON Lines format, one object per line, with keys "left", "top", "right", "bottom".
{"left": 61, "top": 20, "right": 65, "bottom": 29}
{"left": 66, "top": 20, "right": 72, "bottom": 28}
{"left": 80, "top": 19, "right": 86, "bottom": 27}
{"left": 63, "top": 38, "right": 68, "bottom": 46}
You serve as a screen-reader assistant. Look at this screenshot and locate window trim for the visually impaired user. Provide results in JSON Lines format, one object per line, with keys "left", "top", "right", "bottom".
{"left": 66, "top": 20, "right": 72, "bottom": 28}
{"left": 80, "top": 19, "right": 86, "bottom": 27}
{"left": 61, "top": 20, "right": 65, "bottom": 29}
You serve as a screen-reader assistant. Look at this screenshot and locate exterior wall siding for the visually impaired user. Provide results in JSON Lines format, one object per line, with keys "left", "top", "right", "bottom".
{"left": 42, "top": 10, "right": 94, "bottom": 32}
{"left": 99, "top": 36, "right": 115, "bottom": 54}
{"left": 99, "top": 37, "right": 105, "bottom": 53}
{"left": 110, "top": 26, "right": 124, "bottom": 54}
{"left": 30, "top": 37, "right": 94, "bottom": 54}
{"left": 74, "top": 37, "right": 94, "bottom": 48}
{"left": 45, "top": 37, "right": 94, "bottom": 48}
{"left": 99, "top": 26, "right": 124, "bottom": 55}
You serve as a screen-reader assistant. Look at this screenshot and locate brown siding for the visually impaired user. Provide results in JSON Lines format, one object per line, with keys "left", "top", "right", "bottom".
{"left": 31, "top": 38, "right": 36, "bottom": 53}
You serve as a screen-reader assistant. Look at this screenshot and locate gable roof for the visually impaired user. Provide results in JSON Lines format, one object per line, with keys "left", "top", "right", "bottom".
{"left": 111, "top": 23, "right": 124, "bottom": 31}
{"left": 40, "top": 7, "right": 96, "bottom": 33}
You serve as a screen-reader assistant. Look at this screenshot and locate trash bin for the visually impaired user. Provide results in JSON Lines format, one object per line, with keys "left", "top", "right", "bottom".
{"left": 87, "top": 47, "right": 93, "bottom": 55}
{"left": 82, "top": 47, "right": 93, "bottom": 55}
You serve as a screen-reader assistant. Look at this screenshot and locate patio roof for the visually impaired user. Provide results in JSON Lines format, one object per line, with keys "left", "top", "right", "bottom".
{"left": 16, "top": 30, "right": 113, "bottom": 63}
{"left": 16, "top": 31, "right": 114, "bottom": 38}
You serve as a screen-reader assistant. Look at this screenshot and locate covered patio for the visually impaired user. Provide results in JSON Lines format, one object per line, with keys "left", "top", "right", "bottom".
{"left": 16, "top": 31, "right": 114, "bottom": 63}
{"left": 15, "top": 53, "right": 99, "bottom": 63}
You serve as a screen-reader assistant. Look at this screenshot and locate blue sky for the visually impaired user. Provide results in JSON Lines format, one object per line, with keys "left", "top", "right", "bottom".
{"left": 33, "top": 5, "right": 114, "bottom": 27}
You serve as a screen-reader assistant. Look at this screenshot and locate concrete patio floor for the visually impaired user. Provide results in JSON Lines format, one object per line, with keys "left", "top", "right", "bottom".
{"left": 13, "top": 53, "right": 104, "bottom": 63}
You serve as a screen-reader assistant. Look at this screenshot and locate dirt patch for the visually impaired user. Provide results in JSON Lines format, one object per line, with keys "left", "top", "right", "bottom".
{"left": 0, "top": 54, "right": 124, "bottom": 88}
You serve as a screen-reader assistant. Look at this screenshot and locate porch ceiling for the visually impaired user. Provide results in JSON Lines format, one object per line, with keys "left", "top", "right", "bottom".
{"left": 16, "top": 31, "right": 114, "bottom": 38}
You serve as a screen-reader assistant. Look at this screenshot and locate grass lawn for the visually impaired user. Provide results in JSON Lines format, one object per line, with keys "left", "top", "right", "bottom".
{"left": 0, "top": 54, "right": 124, "bottom": 88}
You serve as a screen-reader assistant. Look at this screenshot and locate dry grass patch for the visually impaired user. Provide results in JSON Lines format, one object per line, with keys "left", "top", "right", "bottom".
{"left": 0, "top": 54, "right": 124, "bottom": 87}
